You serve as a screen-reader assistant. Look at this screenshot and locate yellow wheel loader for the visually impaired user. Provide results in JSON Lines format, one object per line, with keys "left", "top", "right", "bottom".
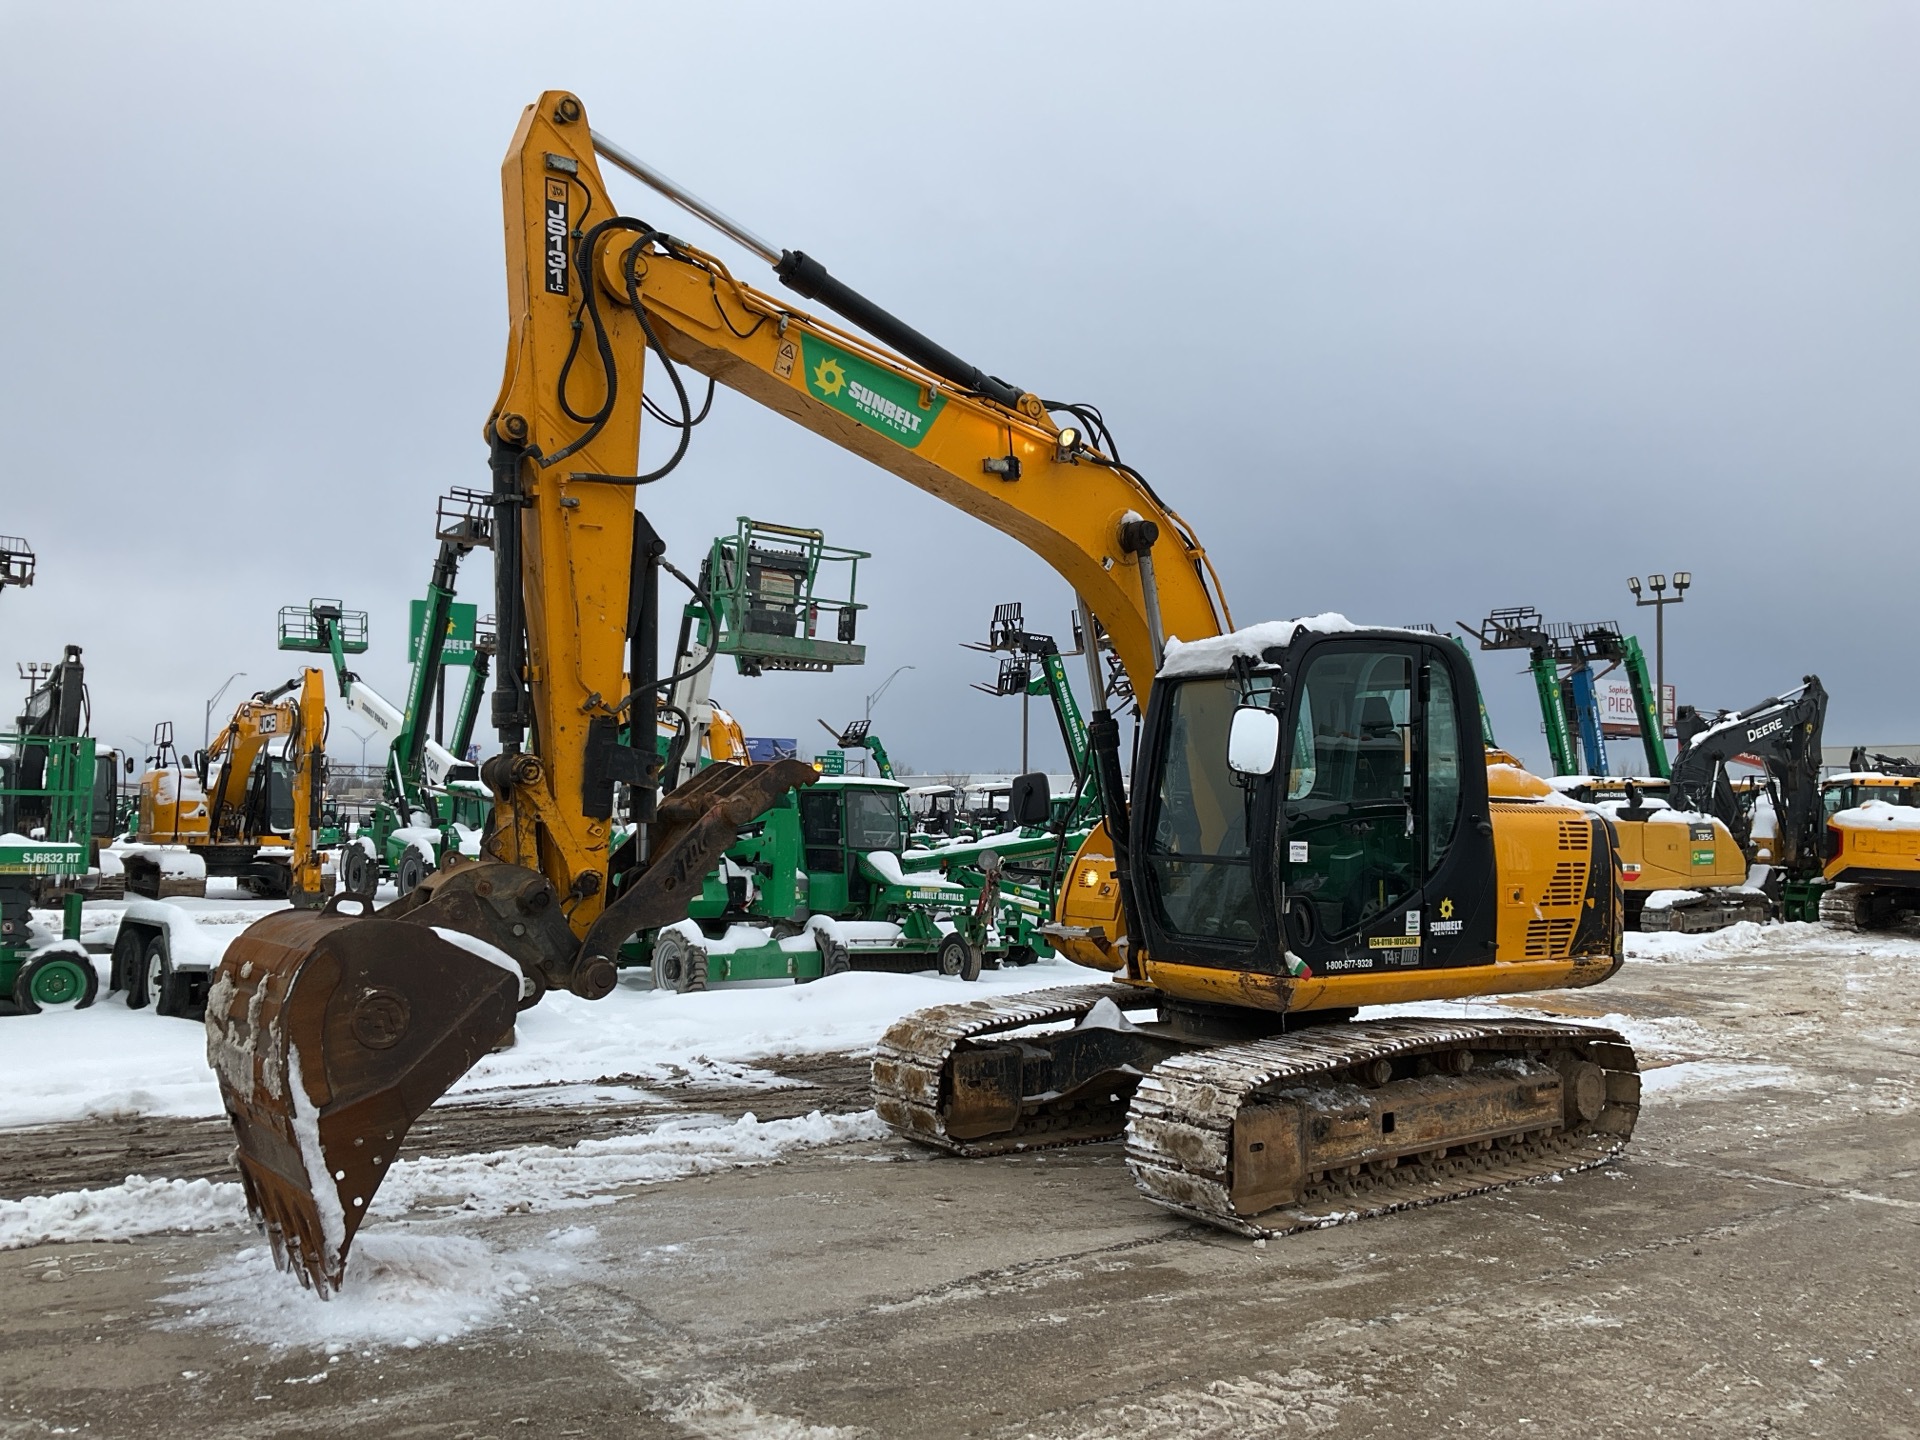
{"left": 209, "top": 92, "right": 1639, "bottom": 1293}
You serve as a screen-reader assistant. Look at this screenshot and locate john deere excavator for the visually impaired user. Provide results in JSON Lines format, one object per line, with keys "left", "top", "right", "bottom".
{"left": 210, "top": 92, "right": 1640, "bottom": 1294}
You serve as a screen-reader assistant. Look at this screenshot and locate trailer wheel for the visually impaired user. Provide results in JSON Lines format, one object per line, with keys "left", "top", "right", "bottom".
{"left": 111, "top": 923, "right": 145, "bottom": 999}
{"left": 12, "top": 951, "right": 99, "bottom": 1013}
{"left": 117, "top": 926, "right": 154, "bottom": 1007}
{"left": 937, "top": 933, "right": 982, "bottom": 982}
{"left": 142, "top": 934, "right": 176, "bottom": 1017}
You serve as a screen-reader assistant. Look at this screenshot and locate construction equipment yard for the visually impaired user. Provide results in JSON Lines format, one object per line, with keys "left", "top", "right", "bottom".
{"left": 2, "top": 913, "right": 1916, "bottom": 1438}
{"left": 5, "top": 6, "right": 1919, "bottom": 1438}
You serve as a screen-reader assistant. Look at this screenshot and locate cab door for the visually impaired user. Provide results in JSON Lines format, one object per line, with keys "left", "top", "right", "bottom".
{"left": 1277, "top": 639, "right": 1494, "bottom": 974}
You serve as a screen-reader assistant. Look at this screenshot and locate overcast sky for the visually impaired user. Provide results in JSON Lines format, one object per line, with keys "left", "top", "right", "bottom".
{"left": 3, "top": 2, "right": 1914, "bottom": 778}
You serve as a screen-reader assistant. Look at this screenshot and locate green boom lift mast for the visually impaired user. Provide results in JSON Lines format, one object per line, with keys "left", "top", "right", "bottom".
{"left": 967, "top": 602, "right": 1103, "bottom": 828}
{"left": 1462, "top": 609, "right": 1669, "bottom": 779}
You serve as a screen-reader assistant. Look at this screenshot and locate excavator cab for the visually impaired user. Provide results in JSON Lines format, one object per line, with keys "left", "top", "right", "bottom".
{"left": 1130, "top": 629, "right": 1531, "bottom": 977}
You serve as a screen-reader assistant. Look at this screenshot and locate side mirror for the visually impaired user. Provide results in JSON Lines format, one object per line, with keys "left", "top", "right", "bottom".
{"left": 1227, "top": 706, "right": 1282, "bottom": 776}
{"left": 1010, "top": 771, "right": 1051, "bottom": 827}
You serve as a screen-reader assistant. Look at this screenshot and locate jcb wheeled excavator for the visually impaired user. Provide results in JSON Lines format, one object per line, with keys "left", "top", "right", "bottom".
{"left": 210, "top": 92, "right": 1640, "bottom": 1294}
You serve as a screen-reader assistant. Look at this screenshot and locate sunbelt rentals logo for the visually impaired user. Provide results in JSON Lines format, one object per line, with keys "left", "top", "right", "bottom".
{"left": 802, "top": 336, "right": 945, "bottom": 450}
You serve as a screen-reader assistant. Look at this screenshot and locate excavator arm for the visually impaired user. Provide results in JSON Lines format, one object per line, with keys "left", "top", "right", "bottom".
{"left": 1671, "top": 676, "right": 1828, "bottom": 873}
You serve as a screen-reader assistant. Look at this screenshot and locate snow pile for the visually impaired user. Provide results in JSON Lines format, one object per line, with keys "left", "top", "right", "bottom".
{"left": 1629, "top": 920, "right": 1810, "bottom": 963}
{"left": 2, "top": 998, "right": 230, "bottom": 1124}
{"left": 0, "top": 1175, "right": 243, "bottom": 1250}
{"left": 160, "top": 1227, "right": 601, "bottom": 1350}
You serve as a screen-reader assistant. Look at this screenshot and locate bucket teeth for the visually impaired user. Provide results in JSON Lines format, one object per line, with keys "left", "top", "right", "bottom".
{"left": 206, "top": 905, "right": 520, "bottom": 1293}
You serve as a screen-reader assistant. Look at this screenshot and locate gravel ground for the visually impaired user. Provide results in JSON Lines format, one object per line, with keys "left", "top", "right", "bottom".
{"left": 3, "top": 924, "right": 1918, "bottom": 1439}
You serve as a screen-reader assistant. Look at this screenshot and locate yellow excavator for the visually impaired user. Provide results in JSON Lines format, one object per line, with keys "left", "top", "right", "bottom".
{"left": 209, "top": 92, "right": 1640, "bottom": 1293}
{"left": 130, "top": 668, "right": 331, "bottom": 906}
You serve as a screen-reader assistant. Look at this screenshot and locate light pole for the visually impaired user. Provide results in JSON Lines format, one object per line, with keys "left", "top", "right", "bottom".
{"left": 1627, "top": 571, "right": 1691, "bottom": 742}
{"left": 203, "top": 671, "right": 248, "bottom": 754}
{"left": 865, "top": 665, "right": 915, "bottom": 724}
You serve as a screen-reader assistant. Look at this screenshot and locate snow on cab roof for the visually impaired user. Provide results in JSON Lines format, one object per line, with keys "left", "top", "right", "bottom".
{"left": 813, "top": 774, "right": 907, "bottom": 790}
{"left": 1158, "top": 614, "right": 1437, "bottom": 678}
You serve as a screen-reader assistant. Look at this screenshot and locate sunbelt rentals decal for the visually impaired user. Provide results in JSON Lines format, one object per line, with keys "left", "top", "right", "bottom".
{"left": 802, "top": 336, "right": 945, "bottom": 450}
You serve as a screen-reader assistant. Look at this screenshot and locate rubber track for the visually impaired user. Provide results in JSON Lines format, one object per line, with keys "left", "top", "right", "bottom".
{"left": 871, "top": 982, "right": 1149, "bottom": 1156}
{"left": 1126, "top": 1018, "right": 1640, "bottom": 1238}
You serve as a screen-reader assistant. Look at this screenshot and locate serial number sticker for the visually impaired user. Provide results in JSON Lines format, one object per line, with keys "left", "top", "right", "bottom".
{"left": 1368, "top": 935, "right": 1420, "bottom": 949}
{"left": 1288, "top": 840, "right": 1309, "bottom": 863}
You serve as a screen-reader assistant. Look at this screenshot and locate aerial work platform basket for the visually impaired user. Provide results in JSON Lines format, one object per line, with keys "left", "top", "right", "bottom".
{"left": 278, "top": 599, "right": 370, "bottom": 655}
{"left": 705, "top": 517, "right": 867, "bottom": 675}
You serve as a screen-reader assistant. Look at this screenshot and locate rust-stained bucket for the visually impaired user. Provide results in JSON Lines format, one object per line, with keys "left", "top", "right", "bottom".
{"left": 205, "top": 899, "right": 520, "bottom": 1295}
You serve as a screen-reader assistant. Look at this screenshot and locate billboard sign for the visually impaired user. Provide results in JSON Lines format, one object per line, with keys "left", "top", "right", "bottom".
{"left": 1597, "top": 677, "right": 1677, "bottom": 738}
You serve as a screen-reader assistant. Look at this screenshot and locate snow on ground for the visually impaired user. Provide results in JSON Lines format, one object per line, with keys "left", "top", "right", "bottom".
{"left": 3, "top": 1110, "right": 891, "bottom": 1254}
{"left": 158, "top": 1227, "right": 604, "bottom": 1351}
{"left": 3, "top": 890, "right": 1070, "bottom": 1129}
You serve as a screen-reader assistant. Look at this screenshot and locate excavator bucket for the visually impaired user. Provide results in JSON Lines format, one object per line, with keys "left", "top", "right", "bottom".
{"left": 205, "top": 762, "right": 818, "bottom": 1295}
{"left": 205, "top": 899, "right": 519, "bottom": 1295}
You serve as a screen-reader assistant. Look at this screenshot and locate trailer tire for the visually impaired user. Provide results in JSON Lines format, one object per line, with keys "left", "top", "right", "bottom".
{"left": 117, "top": 925, "right": 153, "bottom": 1007}
{"left": 111, "top": 924, "right": 145, "bottom": 999}
{"left": 937, "top": 933, "right": 983, "bottom": 982}
{"left": 142, "top": 934, "right": 176, "bottom": 1017}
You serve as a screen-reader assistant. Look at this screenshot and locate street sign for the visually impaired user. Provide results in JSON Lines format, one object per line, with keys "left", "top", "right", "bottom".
{"left": 744, "top": 737, "right": 798, "bottom": 763}
{"left": 408, "top": 601, "right": 478, "bottom": 666}
{"left": 817, "top": 749, "right": 845, "bottom": 776}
